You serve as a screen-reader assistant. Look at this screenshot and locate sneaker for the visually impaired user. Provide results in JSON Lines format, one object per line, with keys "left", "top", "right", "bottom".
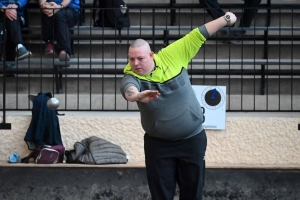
{"left": 44, "top": 43, "right": 54, "bottom": 55}
{"left": 58, "top": 50, "right": 70, "bottom": 61}
{"left": 17, "top": 46, "right": 32, "bottom": 60}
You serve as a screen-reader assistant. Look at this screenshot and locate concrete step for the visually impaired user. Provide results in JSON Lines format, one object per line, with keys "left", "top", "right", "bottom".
{"left": 1, "top": 166, "right": 299, "bottom": 199}
{"left": 2, "top": 58, "right": 299, "bottom": 68}
{"left": 15, "top": 40, "right": 300, "bottom": 62}
{"left": 1, "top": 93, "right": 299, "bottom": 111}
{"left": 1, "top": 75, "right": 299, "bottom": 94}
{"left": 26, "top": 9, "right": 299, "bottom": 27}
{"left": 22, "top": 3, "right": 300, "bottom": 60}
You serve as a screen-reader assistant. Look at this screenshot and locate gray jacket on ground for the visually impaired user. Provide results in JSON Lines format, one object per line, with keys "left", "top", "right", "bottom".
{"left": 70, "top": 136, "right": 128, "bottom": 165}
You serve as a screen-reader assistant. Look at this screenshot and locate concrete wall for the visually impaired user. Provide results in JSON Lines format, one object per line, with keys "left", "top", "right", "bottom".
{"left": 1, "top": 167, "right": 300, "bottom": 200}
{"left": 1, "top": 112, "right": 299, "bottom": 167}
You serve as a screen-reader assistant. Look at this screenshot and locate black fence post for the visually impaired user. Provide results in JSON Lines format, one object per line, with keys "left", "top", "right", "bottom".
{"left": 170, "top": 0, "right": 176, "bottom": 25}
{"left": 261, "top": 0, "right": 272, "bottom": 95}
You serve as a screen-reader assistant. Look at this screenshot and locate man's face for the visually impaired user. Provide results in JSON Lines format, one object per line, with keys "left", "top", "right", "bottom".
{"left": 128, "top": 46, "right": 154, "bottom": 76}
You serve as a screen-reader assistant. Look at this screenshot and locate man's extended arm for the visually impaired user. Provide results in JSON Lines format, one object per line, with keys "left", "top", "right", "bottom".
{"left": 124, "top": 86, "right": 160, "bottom": 103}
{"left": 205, "top": 12, "right": 237, "bottom": 36}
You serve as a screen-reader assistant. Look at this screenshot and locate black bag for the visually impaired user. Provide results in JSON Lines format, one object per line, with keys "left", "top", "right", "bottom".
{"left": 92, "top": 0, "right": 130, "bottom": 42}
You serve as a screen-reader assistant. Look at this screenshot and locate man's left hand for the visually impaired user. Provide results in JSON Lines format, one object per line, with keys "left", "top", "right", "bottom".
{"left": 138, "top": 90, "right": 161, "bottom": 103}
{"left": 4, "top": 5, "right": 18, "bottom": 21}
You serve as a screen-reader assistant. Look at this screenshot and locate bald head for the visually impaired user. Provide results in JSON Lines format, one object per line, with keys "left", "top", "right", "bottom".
{"left": 127, "top": 39, "right": 155, "bottom": 76}
{"left": 130, "top": 39, "right": 151, "bottom": 53}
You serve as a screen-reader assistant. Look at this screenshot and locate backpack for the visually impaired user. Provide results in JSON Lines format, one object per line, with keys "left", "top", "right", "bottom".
{"left": 92, "top": 0, "right": 130, "bottom": 41}
{"left": 22, "top": 145, "right": 66, "bottom": 164}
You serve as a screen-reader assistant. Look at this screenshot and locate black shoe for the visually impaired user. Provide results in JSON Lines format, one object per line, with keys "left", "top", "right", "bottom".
{"left": 230, "top": 30, "right": 246, "bottom": 44}
{"left": 5, "top": 63, "right": 15, "bottom": 69}
{"left": 58, "top": 50, "right": 70, "bottom": 61}
{"left": 3, "top": 64, "right": 15, "bottom": 77}
{"left": 217, "top": 24, "right": 235, "bottom": 43}
{"left": 217, "top": 29, "right": 229, "bottom": 43}
{"left": 17, "top": 46, "right": 32, "bottom": 60}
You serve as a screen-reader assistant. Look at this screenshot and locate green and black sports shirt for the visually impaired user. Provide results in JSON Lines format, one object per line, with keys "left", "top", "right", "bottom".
{"left": 121, "top": 27, "right": 207, "bottom": 140}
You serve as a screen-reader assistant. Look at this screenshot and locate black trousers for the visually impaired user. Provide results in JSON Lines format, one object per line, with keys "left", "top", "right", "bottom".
{"left": 41, "top": 9, "right": 78, "bottom": 55}
{"left": 0, "top": 14, "right": 24, "bottom": 61}
{"left": 199, "top": 0, "right": 261, "bottom": 27}
{"left": 144, "top": 129, "right": 207, "bottom": 200}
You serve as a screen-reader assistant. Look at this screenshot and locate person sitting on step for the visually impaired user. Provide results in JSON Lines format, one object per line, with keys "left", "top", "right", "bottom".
{"left": 0, "top": 0, "right": 32, "bottom": 68}
{"left": 199, "top": 0, "right": 261, "bottom": 43}
{"left": 39, "top": 0, "right": 80, "bottom": 61}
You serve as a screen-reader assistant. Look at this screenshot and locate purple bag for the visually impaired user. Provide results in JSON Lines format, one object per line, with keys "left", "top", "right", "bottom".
{"left": 33, "top": 145, "right": 65, "bottom": 164}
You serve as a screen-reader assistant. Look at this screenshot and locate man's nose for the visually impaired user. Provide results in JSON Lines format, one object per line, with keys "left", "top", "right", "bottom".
{"left": 134, "top": 59, "right": 139, "bottom": 65}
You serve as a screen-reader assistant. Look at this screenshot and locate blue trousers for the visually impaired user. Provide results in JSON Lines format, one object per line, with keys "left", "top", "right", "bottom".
{"left": 144, "top": 129, "right": 207, "bottom": 200}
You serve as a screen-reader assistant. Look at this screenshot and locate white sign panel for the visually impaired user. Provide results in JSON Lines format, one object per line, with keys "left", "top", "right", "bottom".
{"left": 192, "top": 85, "right": 226, "bottom": 130}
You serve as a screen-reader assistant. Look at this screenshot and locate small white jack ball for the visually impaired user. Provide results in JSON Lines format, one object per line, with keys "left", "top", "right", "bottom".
{"left": 47, "top": 97, "right": 60, "bottom": 110}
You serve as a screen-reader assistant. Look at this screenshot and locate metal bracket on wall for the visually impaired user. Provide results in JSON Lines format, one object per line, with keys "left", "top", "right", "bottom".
{"left": 0, "top": 123, "right": 11, "bottom": 130}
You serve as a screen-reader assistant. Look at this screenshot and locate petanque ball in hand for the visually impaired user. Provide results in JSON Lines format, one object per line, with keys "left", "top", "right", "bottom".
{"left": 47, "top": 97, "right": 60, "bottom": 110}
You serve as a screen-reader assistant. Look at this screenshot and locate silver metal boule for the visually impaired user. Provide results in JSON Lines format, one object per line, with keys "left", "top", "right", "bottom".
{"left": 47, "top": 97, "right": 60, "bottom": 110}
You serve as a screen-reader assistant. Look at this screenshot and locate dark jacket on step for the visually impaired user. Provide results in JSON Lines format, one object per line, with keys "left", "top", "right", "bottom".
{"left": 24, "top": 92, "right": 63, "bottom": 150}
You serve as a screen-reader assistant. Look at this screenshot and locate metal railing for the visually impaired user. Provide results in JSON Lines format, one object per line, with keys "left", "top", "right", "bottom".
{"left": 1, "top": 2, "right": 300, "bottom": 129}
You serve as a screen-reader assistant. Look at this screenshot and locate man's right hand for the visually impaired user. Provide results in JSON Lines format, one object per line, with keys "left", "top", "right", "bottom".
{"left": 224, "top": 12, "right": 237, "bottom": 26}
{"left": 205, "top": 12, "right": 237, "bottom": 36}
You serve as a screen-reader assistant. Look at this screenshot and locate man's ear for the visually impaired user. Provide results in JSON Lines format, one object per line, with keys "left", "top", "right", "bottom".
{"left": 150, "top": 51, "right": 154, "bottom": 58}
{"left": 28, "top": 95, "right": 36, "bottom": 102}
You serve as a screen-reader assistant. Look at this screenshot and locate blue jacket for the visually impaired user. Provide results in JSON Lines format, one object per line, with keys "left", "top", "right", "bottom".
{"left": 0, "top": 0, "right": 28, "bottom": 16}
{"left": 24, "top": 92, "right": 63, "bottom": 150}
{"left": 48, "top": 0, "right": 80, "bottom": 12}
